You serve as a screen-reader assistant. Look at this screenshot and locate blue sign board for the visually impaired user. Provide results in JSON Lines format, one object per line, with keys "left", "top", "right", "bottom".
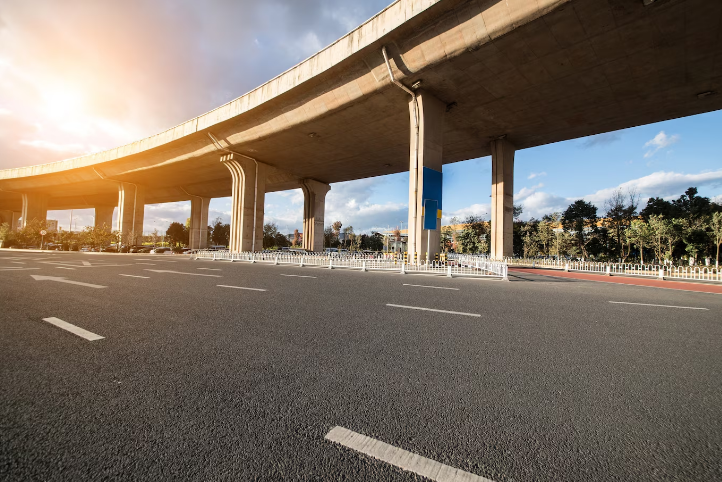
{"left": 423, "top": 199, "right": 438, "bottom": 230}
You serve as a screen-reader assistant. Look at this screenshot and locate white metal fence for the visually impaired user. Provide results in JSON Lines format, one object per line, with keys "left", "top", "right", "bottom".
{"left": 499, "top": 257, "right": 722, "bottom": 282}
{"left": 193, "top": 250, "right": 508, "bottom": 279}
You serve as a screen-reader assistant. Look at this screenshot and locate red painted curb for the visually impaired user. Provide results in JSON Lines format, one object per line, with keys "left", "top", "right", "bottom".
{"left": 509, "top": 267, "right": 722, "bottom": 295}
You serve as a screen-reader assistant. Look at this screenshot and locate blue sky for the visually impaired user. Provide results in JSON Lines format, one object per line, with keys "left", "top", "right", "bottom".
{"left": 1, "top": 0, "right": 720, "bottom": 234}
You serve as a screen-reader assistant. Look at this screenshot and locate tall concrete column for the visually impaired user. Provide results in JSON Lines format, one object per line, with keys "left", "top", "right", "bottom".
{"left": 407, "top": 90, "right": 445, "bottom": 263}
{"left": 117, "top": 183, "right": 145, "bottom": 245}
{"left": 94, "top": 206, "right": 114, "bottom": 230}
{"left": 490, "top": 138, "right": 515, "bottom": 259}
{"left": 301, "top": 179, "right": 330, "bottom": 252}
{"left": 189, "top": 196, "right": 211, "bottom": 249}
{"left": 221, "top": 153, "right": 266, "bottom": 253}
{"left": 11, "top": 212, "right": 20, "bottom": 232}
{"left": 21, "top": 193, "right": 48, "bottom": 227}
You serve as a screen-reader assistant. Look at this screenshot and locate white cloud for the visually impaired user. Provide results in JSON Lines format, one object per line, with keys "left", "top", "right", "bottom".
{"left": 441, "top": 203, "right": 490, "bottom": 224}
{"left": 527, "top": 171, "right": 546, "bottom": 179}
{"left": 454, "top": 169, "right": 722, "bottom": 221}
{"left": 644, "top": 131, "right": 680, "bottom": 158}
{"left": 0, "top": 108, "right": 11, "bottom": 116}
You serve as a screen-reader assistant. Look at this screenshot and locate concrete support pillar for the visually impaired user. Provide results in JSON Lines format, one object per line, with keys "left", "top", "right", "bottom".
{"left": 490, "top": 138, "right": 515, "bottom": 259}
{"left": 221, "top": 154, "right": 266, "bottom": 253}
{"left": 189, "top": 196, "right": 211, "bottom": 250}
{"left": 407, "top": 90, "right": 445, "bottom": 263}
{"left": 11, "top": 212, "right": 20, "bottom": 232}
{"left": 21, "top": 193, "right": 48, "bottom": 227}
{"left": 94, "top": 206, "right": 114, "bottom": 230}
{"left": 301, "top": 179, "right": 331, "bottom": 252}
{"left": 117, "top": 183, "right": 145, "bottom": 245}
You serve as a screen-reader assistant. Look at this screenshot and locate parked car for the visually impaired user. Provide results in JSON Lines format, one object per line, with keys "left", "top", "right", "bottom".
{"left": 150, "top": 247, "right": 170, "bottom": 254}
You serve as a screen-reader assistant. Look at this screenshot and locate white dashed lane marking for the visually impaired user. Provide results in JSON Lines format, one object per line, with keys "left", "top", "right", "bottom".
{"left": 403, "top": 283, "right": 458, "bottom": 290}
{"left": 609, "top": 301, "right": 708, "bottom": 310}
{"left": 325, "top": 426, "right": 494, "bottom": 482}
{"left": 386, "top": 304, "right": 480, "bottom": 317}
{"left": 217, "top": 285, "right": 266, "bottom": 291}
{"left": 41, "top": 317, "right": 104, "bottom": 341}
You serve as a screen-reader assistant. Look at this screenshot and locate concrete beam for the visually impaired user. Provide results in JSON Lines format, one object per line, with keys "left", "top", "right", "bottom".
{"left": 117, "top": 183, "right": 145, "bottom": 245}
{"left": 189, "top": 196, "right": 211, "bottom": 250}
{"left": 490, "top": 139, "right": 515, "bottom": 259}
{"left": 301, "top": 179, "right": 331, "bottom": 253}
{"left": 221, "top": 154, "right": 266, "bottom": 253}
{"left": 407, "top": 90, "right": 445, "bottom": 262}
{"left": 21, "top": 193, "right": 48, "bottom": 227}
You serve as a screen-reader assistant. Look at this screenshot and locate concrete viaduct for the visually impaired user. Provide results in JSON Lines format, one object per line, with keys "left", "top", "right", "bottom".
{"left": 0, "top": 0, "right": 720, "bottom": 259}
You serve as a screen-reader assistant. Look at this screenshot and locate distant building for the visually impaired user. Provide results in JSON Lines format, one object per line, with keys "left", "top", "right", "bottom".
{"left": 46, "top": 220, "right": 58, "bottom": 232}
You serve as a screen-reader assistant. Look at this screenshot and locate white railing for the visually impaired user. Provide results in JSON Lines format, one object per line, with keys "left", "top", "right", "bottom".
{"left": 498, "top": 257, "right": 722, "bottom": 282}
{"left": 193, "top": 250, "right": 508, "bottom": 279}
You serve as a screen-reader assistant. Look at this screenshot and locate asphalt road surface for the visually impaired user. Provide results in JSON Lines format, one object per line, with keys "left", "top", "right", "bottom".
{"left": 1, "top": 251, "right": 720, "bottom": 481}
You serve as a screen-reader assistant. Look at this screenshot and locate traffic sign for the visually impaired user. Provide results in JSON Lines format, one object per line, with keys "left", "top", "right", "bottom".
{"left": 40, "top": 230, "right": 47, "bottom": 236}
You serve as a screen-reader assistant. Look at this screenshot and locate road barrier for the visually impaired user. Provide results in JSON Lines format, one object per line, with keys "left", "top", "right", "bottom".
{"left": 193, "top": 250, "right": 508, "bottom": 279}
{"left": 499, "top": 257, "right": 722, "bottom": 283}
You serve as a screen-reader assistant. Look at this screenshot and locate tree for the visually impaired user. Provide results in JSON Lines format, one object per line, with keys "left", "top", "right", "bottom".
{"left": 520, "top": 221, "right": 539, "bottom": 258}
{"left": 264, "top": 222, "right": 280, "bottom": 248}
{"left": 166, "top": 222, "right": 188, "bottom": 247}
{"left": 710, "top": 212, "right": 722, "bottom": 268}
{"left": 562, "top": 200, "right": 598, "bottom": 258}
{"left": 292, "top": 229, "right": 301, "bottom": 247}
{"left": 626, "top": 219, "right": 652, "bottom": 264}
{"left": 150, "top": 229, "right": 160, "bottom": 246}
{"left": 536, "top": 219, "right": 555, "bottom": 256}
{"left": 0, "top": 222, "right": 14, "bottom": 247}
{"left": 456, "top": 216, "right": 488, "bottom": 254}
{"left": 513, "top": 204, "right": 523, "bottom": 221}
{"left": 332, "top": 221, "right": 342, "bottom": 243}
{"left": 210, "top": 217, "right": 229, "bottom": 246}
{"left": 440, "top": 225, "right": 454, "bottom": 252}
{"left": 604, "top": 188, "right": 639, "bottom": 259}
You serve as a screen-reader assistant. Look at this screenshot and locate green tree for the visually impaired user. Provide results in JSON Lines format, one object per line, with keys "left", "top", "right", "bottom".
{"left": 210, "top": 217, "right": 229, "bottom": 246}
{"left": 710, "top": 212, "right": 722, "bottom": 268}
{"left": 0, "top": 222, "right": 15, "bottom": 247}
{"left": 603, "top": 188, "right": 639, "bottom": 258}
{"left": 626, "top": 219, "right": 652, "bottom": 264}
{"left": 562, "top": 200, "right": 598, "bottom": 258}
{"left": 166, "top": 222, "right": 188, "bottom": 247}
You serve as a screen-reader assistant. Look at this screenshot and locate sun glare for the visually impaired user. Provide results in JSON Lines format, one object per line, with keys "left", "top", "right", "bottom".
{"left": 42, "top": 85, "right": 85, "bottom": 118}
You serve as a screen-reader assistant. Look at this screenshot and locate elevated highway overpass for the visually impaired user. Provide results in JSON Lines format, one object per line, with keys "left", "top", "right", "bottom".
{"left": 1, "top": 0, "right": 720, "bottom": 257}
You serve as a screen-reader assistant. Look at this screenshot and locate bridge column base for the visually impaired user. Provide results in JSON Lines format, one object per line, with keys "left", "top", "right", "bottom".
{"left": 189, "top": 197, "right": 211, "bottom": 250}
{"left": 407, "top": 90, "right": 445, "bottom": 264}
{"left": 117, "top": 183, "right": 145, "bottom": 245}
{"left": 301, "top": 179, "right": 330, "bottom": 252}
{"left": 94, "top": 206, "right": 114, "bottom": 230}
{"left": 490, "top": 138, "right": 515, "bottom": 259}
{"left": 21, "top": 193, "right": 48, "bottom": 228}
{"left": 221, "top": 154, "right": 266, "bottom": 253}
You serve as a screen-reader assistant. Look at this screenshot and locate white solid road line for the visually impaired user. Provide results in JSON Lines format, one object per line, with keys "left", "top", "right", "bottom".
{"left": 325, "top": 426, "right": 494, "bottom": 482}
{"left": 57, "top": 267, "right": 76, "bottom": 270}
{"left": 386, "top": 304, "right": 480, "bottom": 317}
{"left": 609, "top": 301, "right": 709, "bottom": 310}
{"left": 217, "top": 284, "right": 267, "bottom": 291}
{"left": 197, "top": 268, "right": 221, "bottom": 271}
{"left": 119, "top": 274, "right": 150, "bottom": 279}
{"left": 135, "top": 262, "right": 156, "bottom": 265}
{"left": 403, "top": 283, "right": 459, "bottom": 290}
{"left": 144, "top": 269, "right": 220, "bottom": 277}
{"left": 41, "top": 317, "right": 104, "bottom": 341}
{"left": 280, "top": 274, "right": 317, "bottom": 278}
{"left": 0, "top": 267, "right": 40, "bottom": 271}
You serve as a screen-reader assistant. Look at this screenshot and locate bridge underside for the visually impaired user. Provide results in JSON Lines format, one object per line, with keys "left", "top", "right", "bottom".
{"left": 0, "top": 0, "right": 720, "bottom": 255}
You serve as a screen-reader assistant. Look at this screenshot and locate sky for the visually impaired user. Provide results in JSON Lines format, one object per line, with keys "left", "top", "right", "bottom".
{"left": 1, "top": 0, "right": 721, "bottom": 235}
